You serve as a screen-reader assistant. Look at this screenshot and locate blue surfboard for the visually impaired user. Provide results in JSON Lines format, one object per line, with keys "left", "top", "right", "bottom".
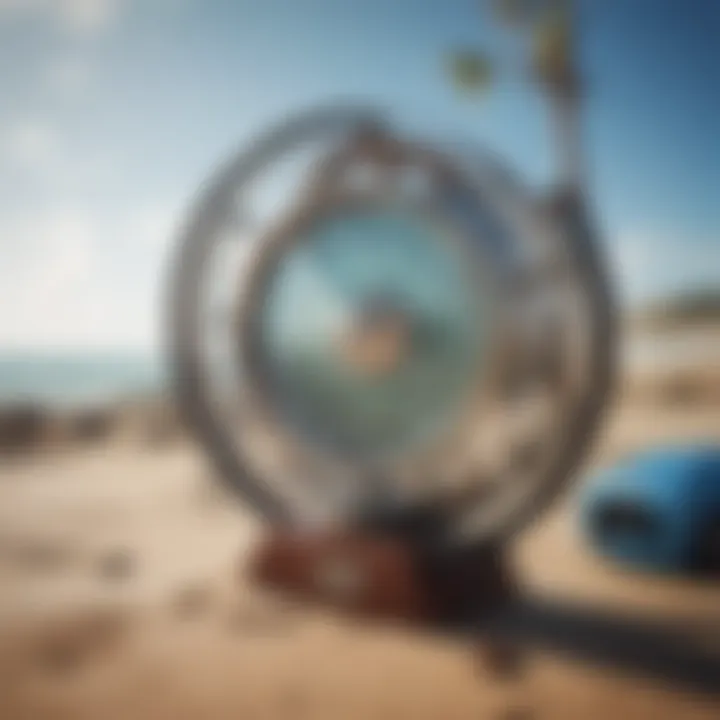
{"left": 580, "top": 446, "right": 720, "bottom": 573}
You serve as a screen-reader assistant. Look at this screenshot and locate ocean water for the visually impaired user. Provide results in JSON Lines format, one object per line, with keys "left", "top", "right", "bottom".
{"left": 0, "top": 353, "right": 166, "bottom": 408}
{"left": 0, "top": 328, "right": 717, "bottom": 409}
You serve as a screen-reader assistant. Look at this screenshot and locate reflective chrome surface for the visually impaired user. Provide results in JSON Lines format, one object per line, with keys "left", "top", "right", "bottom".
{"left": 169, "top": 106, "right": 614, "bottom": 540}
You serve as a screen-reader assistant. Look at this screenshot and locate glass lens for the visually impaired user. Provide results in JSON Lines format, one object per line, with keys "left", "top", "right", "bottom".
{"left": 257, "top": 209, "right": 489, "bottom": 457}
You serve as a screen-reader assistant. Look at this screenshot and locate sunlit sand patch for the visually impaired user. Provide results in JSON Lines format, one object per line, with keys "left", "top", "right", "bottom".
{"left": 0, "top": 535, "right": 80, "bottom": 575}
{"left": 0, "top": 605, "right": 132, "bottom": 680}
{"left": 94, "top": 547, "right": 137, "bottom": 583}
{"left": 170, "top": 581, "right": 217, "bottom": 620}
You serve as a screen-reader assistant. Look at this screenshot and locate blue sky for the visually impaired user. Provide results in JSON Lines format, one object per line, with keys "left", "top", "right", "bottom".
{"left": 0, "top": 0, "right": 717, "bottom": 352}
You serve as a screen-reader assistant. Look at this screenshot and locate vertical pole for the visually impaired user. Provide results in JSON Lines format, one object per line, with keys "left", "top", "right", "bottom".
{"left": 543, "top": 0, "right": 585, "bottom": 194}
{"left": 550, "top": 91, "right": 583, "bottom": 193}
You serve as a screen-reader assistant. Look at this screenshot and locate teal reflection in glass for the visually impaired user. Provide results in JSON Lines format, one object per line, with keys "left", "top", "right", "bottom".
{"left": 258, "top": 209, "right": 490, "bottom": 457}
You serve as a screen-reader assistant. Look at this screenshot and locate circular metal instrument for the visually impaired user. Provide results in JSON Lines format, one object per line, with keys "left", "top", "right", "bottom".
{"left": 168, "top": 105, "right": 614, "bottom": 544}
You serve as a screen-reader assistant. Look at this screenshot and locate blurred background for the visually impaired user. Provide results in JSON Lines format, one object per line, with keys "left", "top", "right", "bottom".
{"left": 0, "top": 2, "right": 718, "bottom": 719}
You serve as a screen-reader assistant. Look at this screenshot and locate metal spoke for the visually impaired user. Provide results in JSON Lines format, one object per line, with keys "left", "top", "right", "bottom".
{"left": 168, "top": 105, "right": 613, "bottom": 540}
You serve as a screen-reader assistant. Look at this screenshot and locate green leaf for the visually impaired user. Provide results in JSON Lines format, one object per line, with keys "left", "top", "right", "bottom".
{"left": 531, "top": 10, "right": 574, "bottom": 88}
{"left": 445, "top": 50, "right": 494, "bottom": 94}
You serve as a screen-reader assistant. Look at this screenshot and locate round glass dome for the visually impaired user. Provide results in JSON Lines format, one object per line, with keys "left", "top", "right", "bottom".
{"left": 254, "top": 208, "right": 492, "bottom": 459}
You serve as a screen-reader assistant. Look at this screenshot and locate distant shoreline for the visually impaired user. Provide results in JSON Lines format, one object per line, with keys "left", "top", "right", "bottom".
{"left": 624, "top": 323, "right": 720, "bottom": 372}
{"left": 0, "top": 353, "right": 165, "bottom": 410}
{"left": 0, "top": 323, "right": 719, "bottom": 409}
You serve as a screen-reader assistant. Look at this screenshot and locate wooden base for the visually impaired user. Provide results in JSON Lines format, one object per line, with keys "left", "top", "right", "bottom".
{"left": 248, "top": 526, "right": 515, "bottom": 628}
{"left": 247, "top": 525, "right": 720, "bottom": 699}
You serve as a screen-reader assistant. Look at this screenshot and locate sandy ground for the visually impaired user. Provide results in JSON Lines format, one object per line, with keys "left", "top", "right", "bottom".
{"left": 1, "top": 398, "right": 719, "bottom": 719}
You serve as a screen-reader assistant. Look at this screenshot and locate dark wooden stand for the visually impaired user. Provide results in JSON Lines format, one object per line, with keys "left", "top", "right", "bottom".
{"left": 248, "top": 505, "right": 720, "bottom": 699}
{"left": 249, "top": 504, "right": 515, "bottom": 629}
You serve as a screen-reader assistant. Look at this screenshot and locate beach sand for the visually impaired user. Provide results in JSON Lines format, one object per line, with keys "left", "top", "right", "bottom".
{"left": 0, "top": 397, "right": 719, "bottom": 719}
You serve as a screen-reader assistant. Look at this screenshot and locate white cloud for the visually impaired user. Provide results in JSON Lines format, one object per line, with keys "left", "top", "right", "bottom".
{"left": 57, "top": 0, "right": 119, "bottom": 34}
{"left": 1, "top": 117, "right": 115, "bottom": 191}
{"left": 0, "top": 0, "right": 121, "bottom": 35}
{"left": 0, "top": 202, "right": 175, "bottom": 352}
{"left": 46, "top": 56, "right": 93, "bottom": 95}
{"left": 2, "top": 119, "right": 62, "bottom": 175}
{"left": 0, "top": 209, "right": 98, "bottom": 349}
{"left": 131, "top": 202, "right": 179, "bottom": 251}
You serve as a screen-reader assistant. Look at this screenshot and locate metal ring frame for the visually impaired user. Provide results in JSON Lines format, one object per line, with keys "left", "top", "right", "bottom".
{"left": 167, "top": 105, "right": 616, "bottom": 544}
